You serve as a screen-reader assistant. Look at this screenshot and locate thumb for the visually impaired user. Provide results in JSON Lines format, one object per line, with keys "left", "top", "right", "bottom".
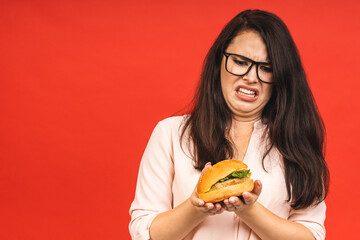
{"left": 252, "top": 180, "right": 262, "bottom": 196}
{"left": 202, "top": 162, "right": 212, "bottom": 174}
{"left": 242, "top": 180, "right": 262, "bottom": 204}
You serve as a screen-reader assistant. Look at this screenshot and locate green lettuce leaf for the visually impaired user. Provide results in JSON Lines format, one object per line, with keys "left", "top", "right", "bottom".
{"left": 218, "top": 169, "right": 250, "bottom": 182}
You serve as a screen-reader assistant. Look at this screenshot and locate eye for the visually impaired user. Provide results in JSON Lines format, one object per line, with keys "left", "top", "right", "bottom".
{"left": 259, "top": 65, "right": 272, "bottom": 73}
{"left": 233, "top": 59, "right": 249, "bottom": 66}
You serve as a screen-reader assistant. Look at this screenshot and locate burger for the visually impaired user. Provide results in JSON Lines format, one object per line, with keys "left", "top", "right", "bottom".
{"left": 197, "top": 160, "right": 254, "bottom": 203}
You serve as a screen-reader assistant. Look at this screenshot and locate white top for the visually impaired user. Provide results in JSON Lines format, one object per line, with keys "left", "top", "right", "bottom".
{"left": 129, "top": 116, "right": 326, "bottom": 240}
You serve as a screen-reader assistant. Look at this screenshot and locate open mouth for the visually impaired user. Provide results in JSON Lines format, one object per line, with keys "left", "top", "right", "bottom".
{"left": 236, "top": 87, "right": 257, "bottom": 97}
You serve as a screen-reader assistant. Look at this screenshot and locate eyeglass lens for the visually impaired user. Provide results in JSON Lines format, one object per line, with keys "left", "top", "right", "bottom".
{"left": 226, "top": 54, "right": 273, "bottom": 83}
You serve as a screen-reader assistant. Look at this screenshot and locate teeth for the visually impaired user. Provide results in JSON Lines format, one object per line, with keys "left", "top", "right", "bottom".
{"left": 237, "top": 88, "right": 256, "bottom": 96}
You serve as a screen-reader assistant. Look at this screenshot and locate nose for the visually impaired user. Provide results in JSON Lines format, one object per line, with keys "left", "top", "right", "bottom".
{"left": 243, "top": 64, "right": 258, "bottom": 83}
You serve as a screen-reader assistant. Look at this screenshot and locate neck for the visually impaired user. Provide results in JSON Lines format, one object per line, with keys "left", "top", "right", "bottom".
{"left": 227, "top": 116, "right": 258, "bottom": 161}
{"left": 230, "top": 115, "right": 260, "bottom": 134}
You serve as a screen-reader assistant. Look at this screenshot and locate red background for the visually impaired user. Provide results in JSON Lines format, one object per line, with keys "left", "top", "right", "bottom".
{"left": 1, "top": 0, "right": 359, "bottom": 239}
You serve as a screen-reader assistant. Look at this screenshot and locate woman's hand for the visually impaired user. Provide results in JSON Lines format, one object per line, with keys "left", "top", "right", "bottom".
{"left": 223, "top": 179, "right": 262, "bottom": 214}
{"left": 149, "top": 162, "right": 224, "bottom": 240}
{"left": 190, "top": 162, "right": 225, "bottom": 215}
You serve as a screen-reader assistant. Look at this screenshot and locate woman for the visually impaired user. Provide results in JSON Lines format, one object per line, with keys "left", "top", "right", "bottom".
{"left": 129, "top": 9, "right": 329, "bottom": 240}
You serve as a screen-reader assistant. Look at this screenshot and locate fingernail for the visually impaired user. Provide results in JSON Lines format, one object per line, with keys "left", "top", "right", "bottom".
{"left": 243, "top": 192, "right": 249, "bottom": 198}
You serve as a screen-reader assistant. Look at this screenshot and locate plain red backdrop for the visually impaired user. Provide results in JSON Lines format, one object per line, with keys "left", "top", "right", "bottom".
{"left": 1, "top": 0, "right": 359, "bottom": 239}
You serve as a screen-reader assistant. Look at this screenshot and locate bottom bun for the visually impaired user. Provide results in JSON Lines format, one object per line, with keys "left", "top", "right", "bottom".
{"left": 198, "top": 179, "right": 254, "bottom": 203}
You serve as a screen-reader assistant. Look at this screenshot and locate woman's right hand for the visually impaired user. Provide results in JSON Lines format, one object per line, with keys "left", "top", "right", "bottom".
{"left": 189, "top": 162, "right": 224, "bottom": 215}
{"left": 149, "top": 162, "right": 224, "bottom": 240}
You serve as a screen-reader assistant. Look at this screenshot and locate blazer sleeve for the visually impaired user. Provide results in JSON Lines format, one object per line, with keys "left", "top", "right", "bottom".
{"left": 288, "top": 201, "right": 326, "bottom": 240}
{"left": 129, "top": 120, "right": 175, "bottom": 240}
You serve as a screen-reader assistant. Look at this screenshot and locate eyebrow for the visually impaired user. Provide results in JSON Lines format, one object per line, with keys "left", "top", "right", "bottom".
{"left": 229, "top": 52, "right": 271, "bottom": 64}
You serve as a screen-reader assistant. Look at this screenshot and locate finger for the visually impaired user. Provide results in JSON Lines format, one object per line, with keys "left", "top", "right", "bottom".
{"left": 242, "top": 191, "right": 259, "bottom": 205}
{"left": 210, "top": 203, "right": 224, "bottom": 215}
{"left": 190, "top": 195, "right": 205, "bottom": 208}
{"left": 202, "top": 162, "right": 212, "bottom": 173}
{"left": 229, "top": 196, "right": 240, "bottom": 205}
{"left": 205, "top": 202, "right": 214, "bottom": 210}
{"left": 214, "top": 203, "right": 222, "bottom": 210}
{"left": 196, "top": 199, "right": 205, "bottom": 207}
{"left": 241, "top": 180, "right": 262, "bottom": 204}
{"left": 206, "top": 204, "right": 220, "bottom": 214}
{"left": 242, "top": 192, "right": 253, "bottom": 204}
{"left": 252, "top": 180, "right": 262, "bottom": 196}
{"left": 223, "top": 197, "right": 238, "bottom": 207}
{"left": 225, "top": 197, "right": 242, "bottom": 211}
{"left": 222, "top": 201, "right": 229, "bottom": 209}
{"left": 223, "top": 204, "right": 234, "bottom": 212}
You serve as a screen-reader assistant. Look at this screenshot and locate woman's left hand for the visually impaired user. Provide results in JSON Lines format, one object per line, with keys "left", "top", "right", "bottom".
{"left": 223, "top": 180, "right": 262, "bottom": 214}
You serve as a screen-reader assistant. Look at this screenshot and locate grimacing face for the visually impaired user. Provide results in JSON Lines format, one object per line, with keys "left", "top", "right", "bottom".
{"left": 220, "top": 30, "right": 273, "bottom": 121}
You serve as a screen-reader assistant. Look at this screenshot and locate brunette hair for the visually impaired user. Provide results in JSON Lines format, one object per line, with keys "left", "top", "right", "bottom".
{"left": 180, "top": 9, "right": 329, "bottom": 209}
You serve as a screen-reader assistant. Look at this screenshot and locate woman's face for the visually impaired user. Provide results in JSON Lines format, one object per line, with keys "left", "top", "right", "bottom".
{"left": 221, "top": 30, "right": 273, "bottom": 121}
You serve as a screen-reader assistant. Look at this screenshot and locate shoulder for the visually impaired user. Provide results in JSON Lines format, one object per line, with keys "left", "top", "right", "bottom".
{"left": 148, "top": 115, "right": 189, "bottom": 141}
{"left": 158, "top": 115, "right": 188, "bottom": 127}
{"left": 155, "top": 115, "right": 189, "bottom": 134}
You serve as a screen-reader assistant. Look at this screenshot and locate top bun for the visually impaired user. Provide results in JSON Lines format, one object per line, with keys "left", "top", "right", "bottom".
{"left": 197, "top": 160, "right": 249, "bottom": 194}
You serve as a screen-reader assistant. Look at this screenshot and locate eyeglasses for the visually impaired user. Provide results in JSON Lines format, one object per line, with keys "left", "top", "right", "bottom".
{"left": 223, "top": 52, "right": 274, "bottom": 84}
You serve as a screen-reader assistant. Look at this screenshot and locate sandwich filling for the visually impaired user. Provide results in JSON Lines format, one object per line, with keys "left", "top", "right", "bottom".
{"left": 208, "top": 170, "right": 251, "bottom": 192}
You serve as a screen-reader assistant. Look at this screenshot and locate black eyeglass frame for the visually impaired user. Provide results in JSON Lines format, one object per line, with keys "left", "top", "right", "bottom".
{"left": 223, "top": 52, "right": 274, "bottom": 84}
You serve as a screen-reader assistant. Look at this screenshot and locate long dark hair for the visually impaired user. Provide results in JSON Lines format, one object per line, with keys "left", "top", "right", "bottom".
{"left": 180, "top": 9, "right": 329, "bottom": 209}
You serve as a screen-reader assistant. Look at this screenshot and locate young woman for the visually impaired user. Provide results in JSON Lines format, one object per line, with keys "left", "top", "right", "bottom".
{"left": 129, "top": 9, "right": 329, "bottom": 240}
